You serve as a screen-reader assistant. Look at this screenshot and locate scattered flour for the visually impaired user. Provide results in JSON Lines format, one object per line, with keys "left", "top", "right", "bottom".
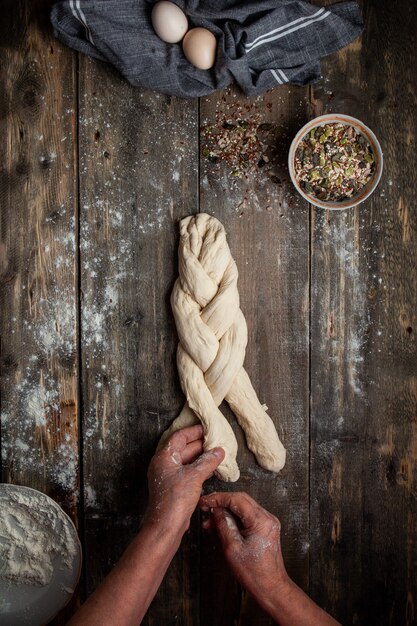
{"left": 84, "top": 485, "right": 98, "bottom": 508}
{"left": 33, "top": 292, "right": 75, "bottom": 354}
{"left": 82, "top": 306, "right": 106, "bottom": 347}
{"left": 346, "top": 333, "right": 365, "bottom": 397}
{"left": 327, "top": 216, "right": 368, "bottom": 397}
{"left": 0, "top": 485, "right": 78, "bottom": 587}
{"left": 1, "top": 370, "right": 79, "bottom": 498}
{"left": 51, "top": 444, "right": 78, "bottom": 493}
{"left": 14, "top": 376, "right": 59, "bottom": 427}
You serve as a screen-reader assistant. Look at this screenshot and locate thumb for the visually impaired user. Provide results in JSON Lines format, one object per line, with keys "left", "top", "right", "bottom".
{"left": 191, "top": 447, "right": 225, "bottom": 481}
{"left": 212, "top": 507, "right": 243, "bottom": 549}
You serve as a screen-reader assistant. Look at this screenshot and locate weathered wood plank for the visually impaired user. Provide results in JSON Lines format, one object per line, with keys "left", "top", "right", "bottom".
{"left": 0, "top": 0, "right": 79, "bottom": 510}
{"left": 3, "top": 2, "right": 415, "bottom": 624}
{"left": 78, "top": 56, "right": 199, "bottom": 623}
{"left": 309, "top": 1, "right": 417, "bottom": 624}
{"left": 0, "top": 1, "right": 80, "bottom": 621}
{"left": 199, "top": 85, "right": 310, "bottom": 625}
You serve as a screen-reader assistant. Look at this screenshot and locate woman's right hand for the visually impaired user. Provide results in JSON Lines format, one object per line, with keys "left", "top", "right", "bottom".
{"left": 199, "top": 492, "right": 290, "bottom": 603}
{"left": 200, "top": 492, "right": 341, "bottom": 626}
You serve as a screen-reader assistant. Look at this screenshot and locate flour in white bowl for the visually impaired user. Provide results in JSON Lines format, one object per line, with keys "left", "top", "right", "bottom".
{"left": 0, "top": 485, "right": 79, "bottom": 587}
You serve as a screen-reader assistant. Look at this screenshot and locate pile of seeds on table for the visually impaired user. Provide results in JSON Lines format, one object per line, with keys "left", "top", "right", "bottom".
{"left": 294, "top": 123, "right": 375, "bottom": 201}
{"left": 201, "top": 109, "right": 279, "bottom": 179}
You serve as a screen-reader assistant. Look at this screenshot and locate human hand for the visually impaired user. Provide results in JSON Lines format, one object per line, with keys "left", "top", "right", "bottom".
{"left": 199, "top": 492, "right": 289, "bottom": 604}
{"left": 146, "top": 425, "right": 225, "bottom": 536}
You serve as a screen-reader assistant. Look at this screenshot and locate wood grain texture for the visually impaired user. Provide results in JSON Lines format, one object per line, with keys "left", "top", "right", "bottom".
{"left": 198, "top": 85, "right": 310, "bottom": 625}
{"left": 1, "top": 0, "right": 416, "bottom": 624}
{"left": 309, "top": 1, "right": 417, "bottom": 624}
{"left": 0, "top": 0, "right": 79, "bottom": 510}
{"left": 77, "top": 55, "right": 200, "bottom": 623}
{"left": 0, "top": 0, "right": 80, "bottom": 620}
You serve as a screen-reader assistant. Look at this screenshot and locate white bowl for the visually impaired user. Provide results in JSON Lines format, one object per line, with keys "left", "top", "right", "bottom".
{"left": 288, "top": 113, "right": 383, "bottom": 210}
{"left": 0, "top": 484, "right": 82, "bottom": 626}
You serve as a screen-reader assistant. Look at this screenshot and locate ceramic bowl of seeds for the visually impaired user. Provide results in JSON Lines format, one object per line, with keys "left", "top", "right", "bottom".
{"left": 288, "top": 114, "right": 383, "bottom": 209}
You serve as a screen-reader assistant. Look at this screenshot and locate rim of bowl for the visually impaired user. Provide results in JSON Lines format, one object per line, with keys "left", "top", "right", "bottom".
{"left": 288, "top": 113, "right": 384, "bottom": 210}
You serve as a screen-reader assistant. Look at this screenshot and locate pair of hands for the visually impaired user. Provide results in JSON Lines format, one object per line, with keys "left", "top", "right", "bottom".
{"left": 146, "top": 424, "right": 289, "bottom": 601}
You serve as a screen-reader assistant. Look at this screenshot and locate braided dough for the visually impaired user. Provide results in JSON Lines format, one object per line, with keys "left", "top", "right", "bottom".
{"left": 159, "top": 213, "right": 286, "bottom": 481}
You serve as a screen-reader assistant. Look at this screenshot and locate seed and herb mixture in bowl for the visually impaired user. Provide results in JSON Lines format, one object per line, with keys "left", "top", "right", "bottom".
{"left": 288, "top": 114, "right": 383, "bottom": 209}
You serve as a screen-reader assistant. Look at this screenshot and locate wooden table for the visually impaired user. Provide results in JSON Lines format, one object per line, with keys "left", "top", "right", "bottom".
{"left": 1, "top": 1, "right": 416, "bottom": 624}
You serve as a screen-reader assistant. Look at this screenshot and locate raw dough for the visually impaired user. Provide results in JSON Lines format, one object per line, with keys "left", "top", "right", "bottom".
{"left": 160, "top": 213, "right": 286, "bottom": 481}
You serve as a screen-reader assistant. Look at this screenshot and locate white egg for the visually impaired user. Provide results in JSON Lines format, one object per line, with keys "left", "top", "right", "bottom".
{"left": 182, "top": 27, "right": 217, "bottom": 70}
{"left": 151, "top": 1, "right": 188, "bottom": 44}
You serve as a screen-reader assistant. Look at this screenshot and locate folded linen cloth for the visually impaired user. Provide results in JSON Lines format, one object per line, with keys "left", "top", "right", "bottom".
{"left": 50, "top": 0, "right": 363, "bottom": 98}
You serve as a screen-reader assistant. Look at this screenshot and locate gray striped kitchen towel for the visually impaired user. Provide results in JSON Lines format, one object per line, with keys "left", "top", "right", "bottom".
{"left": 50, "top": 0, "right": 363, "bottom": 97}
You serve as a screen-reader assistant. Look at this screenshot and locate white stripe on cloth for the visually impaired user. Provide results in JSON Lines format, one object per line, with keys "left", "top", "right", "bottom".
{"left": 69, "top": 0, "right": 95, "bottom": 45}
{"left": 244, "top": 7, "right": 325, "bottom": 50}
{"left": 278, "top": 68, "right": 288, "bottom": 82}
{"left": 270, "top": 69, "right": 283, "bottom": 84}
{"left": 245, "top": 9, "right": 331, "bottom": 52}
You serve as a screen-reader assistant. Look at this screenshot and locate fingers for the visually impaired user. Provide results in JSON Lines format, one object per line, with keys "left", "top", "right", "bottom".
{"left": 181, "top": 439, "right": 204, "bottom": 464}
{"left": 211, "top": 507, "right": 243, "bottom": 547}
{"left": 199, "top": 492, "right": 261, "bottom": 529}
{"left": 202, "top": 514, "right": 213, "bottom": 531}
{"left": 191, "top": 447, "right": 225, "bottom": 481}
{"left": 163, "top": 424, "right": 204, "bottom": 453}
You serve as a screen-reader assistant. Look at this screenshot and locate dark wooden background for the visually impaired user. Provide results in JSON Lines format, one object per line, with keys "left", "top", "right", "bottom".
{"left": 1, "top": 1, "right": 416, "bottom": 624}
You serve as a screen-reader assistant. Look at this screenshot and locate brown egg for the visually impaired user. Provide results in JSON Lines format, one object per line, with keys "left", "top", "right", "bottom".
{"left": 182, "top": 28, "right": 217, "bottom": 70}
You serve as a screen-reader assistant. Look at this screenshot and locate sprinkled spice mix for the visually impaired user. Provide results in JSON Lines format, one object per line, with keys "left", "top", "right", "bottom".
{"left": 294, "top": 123, "right": 375, "bottom": 202}
{"left": 201, "top": 109, "right": 279, "bottom": 179}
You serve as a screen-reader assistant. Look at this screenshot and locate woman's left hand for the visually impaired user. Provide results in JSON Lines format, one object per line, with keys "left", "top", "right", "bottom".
{"left": 146, "top": 424, "right": 224, "bottom": 535}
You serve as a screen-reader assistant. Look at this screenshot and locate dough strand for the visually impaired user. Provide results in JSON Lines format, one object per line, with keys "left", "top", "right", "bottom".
{"left": 159, "top": 213, "right": 286, "bottom": 481}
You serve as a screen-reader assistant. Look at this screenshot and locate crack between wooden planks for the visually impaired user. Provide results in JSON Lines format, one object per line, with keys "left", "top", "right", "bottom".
{"left": 74, "top": 49, "right": 87, "bottom": 604}
{"left": 197, "top": 93, "right": 203, "bottom": 626}
{"left": 197, "top": 97, "right": 202, "bottom": 217}
{"left": 307, "top": 82, "right": 314, "bottom": 598}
